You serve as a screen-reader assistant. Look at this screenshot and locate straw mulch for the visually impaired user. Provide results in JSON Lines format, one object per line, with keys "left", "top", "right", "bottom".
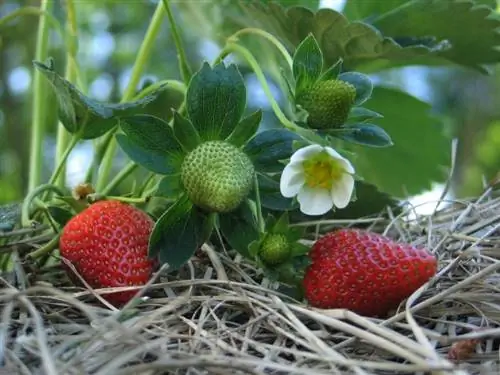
{"left": 1, "top": 186, "right": 500, "bottom": 375}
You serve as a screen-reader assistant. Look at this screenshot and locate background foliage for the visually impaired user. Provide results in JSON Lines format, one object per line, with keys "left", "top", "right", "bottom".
{"left": 0, "top": 0, "right": 499, "bottom": 207}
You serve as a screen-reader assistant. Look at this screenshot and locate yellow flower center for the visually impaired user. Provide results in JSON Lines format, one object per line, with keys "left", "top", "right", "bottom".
{"left": 302, "top": 151, "right": 344, "bottom": 189}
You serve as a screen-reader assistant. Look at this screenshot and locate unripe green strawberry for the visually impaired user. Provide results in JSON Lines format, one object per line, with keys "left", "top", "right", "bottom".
{"left": 258, "top": 233, "right": 291, "bottom": 266}
{"left": 181, "top": 140, "right": 255, "bottom": 213}
{"left": 296, "top": 80, "right": 356, "bottom": 129}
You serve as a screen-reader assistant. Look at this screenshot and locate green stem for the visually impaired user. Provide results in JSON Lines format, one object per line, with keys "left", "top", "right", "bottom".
{"left": 162, "top": 0, "right": 192, "bottom": 84}
{"left": 95, "top": 1, "right": 167, "bottom": 192}
{"left": 101, "top": 161, "right": 138, "bottom": 195}
{"left": 227, "top": 28, "right": 293, "bottom": 68}
{"left": 224, "top": 43, "right": 299, "bottom": 132}
{"left": 28, "top": 234, "right": 60, "bottom": 259}
{"left": 253, "top": 175, "right": 265, "bottom": 233}
{"left": 21, "top": 184, "right": 65, "bottom": 227}
{"left": 0, "top": 6, "right": 63, "bottom": 37}
{"left": 48, "top": 135, "right": 80, "bottom": 186}
{"left": 135, "top": 79, "right": 186, "bottom": 99}
{"left": 28, "top": 0, "right": 53, "bottom": 193}
{"left": 55, "top": 0, "right": 79, "bottom": 188}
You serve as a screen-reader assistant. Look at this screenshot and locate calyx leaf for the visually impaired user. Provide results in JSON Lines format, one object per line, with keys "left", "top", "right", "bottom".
{"left": 186, "top": 62, "right": 247, "bottom": 141}
{"left": 33, "top": 60, "right": 168, "bottom": 139}
{"left": 244, "top": 128, "right": 301, "bottom": 173}
{"left": 292, "top": 33, "right": 323, "bottom": 90}
{"left": 332, "top": 123, "right": 393, "bottom": 148}
{"left": 149, "top": 195, "right": 213, "bottom": 269}
{"left": 226, "top": 109, "right": 263, "bottom": 147}
{"left": 117, "top": 115, "right": 184, "bottom": 175}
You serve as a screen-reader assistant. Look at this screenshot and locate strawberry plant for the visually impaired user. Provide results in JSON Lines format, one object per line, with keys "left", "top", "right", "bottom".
{"left": 1, "top": 0, "right": 499, "bottom": 313}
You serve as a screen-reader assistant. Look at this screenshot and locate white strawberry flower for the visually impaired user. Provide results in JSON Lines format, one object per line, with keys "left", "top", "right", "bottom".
{"left": 280, "top": 144, "right": 355, "bottom": 216}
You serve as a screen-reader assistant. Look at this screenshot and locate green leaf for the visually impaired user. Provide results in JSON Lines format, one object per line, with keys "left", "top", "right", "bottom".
{"left": 347, "top": 87, "right": 450, "bottom": 197}
{"left": 154, "top": 174, "right": 183, "bottom": 199}
{"left": 338, "top": 72, "right": 373, "bottom": 105}
{"left": 186, "top": 62, "right": 246, "bottom": 141}
{"left": 149, "top": 195, "right": 210, "bottom": 269}
{"left": 47, "top": 206, "right": 73, "bottom": 227}
{"left": 218, "top": 199, "right": 260, "bottom": 258}
{"left": 347, "top": 107, "right": 383, "bottom": 123}
{"left": 116, "top": 134, "right": 176, "bottom": 175}
{"left": 118, "top": 115, "right": 184, "bottom": 175}
{"left": 343, "top": 0, "right": 409, "bottom": 20}
{"left": 244, "top": 129, "right": 301, "bottom": 173}
{"left": 371, "top": 0, "right": 500, "bottom": 71}
{"left": 172, "top": 111, "right": 201, "bottom": 153}
{"left": 255, "top": 173, "right": 298, "bottom": 211}
{"left": 332, "top": 123, "right": 393, "bottom": 148}
{"left": 292, "top": 33, "right": 323, "bottom": 86}
{"left": 318, "top": 58, "right": 343, "bottom": 81}
{"left": 226, "top": 110, "right": 263, "bottom": 147}
{"left": 33, "top": 60, "right": 168, "bottom": 139}
{"left": 220, "top": 3, "right": 441, "bottom": 71}
{"left": 271, "top": 211, "right": 290, "bottom": 235}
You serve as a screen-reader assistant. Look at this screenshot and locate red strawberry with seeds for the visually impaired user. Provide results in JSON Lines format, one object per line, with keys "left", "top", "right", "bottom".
{"left": 303, "top": 228, "right": 437, "bottom": 317}
{"left": 59, "top": 200, "right": 155, "bottom": 306}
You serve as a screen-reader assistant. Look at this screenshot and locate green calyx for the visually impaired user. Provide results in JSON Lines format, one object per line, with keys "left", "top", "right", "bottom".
{"left": 296, "top": 79, "right": 356, "bottom": 129}
{"left": 258, "top": 233, "right": 291, "bottom": 266}
{"left": 181, "top": 140, "right": 255, "bottom": 213}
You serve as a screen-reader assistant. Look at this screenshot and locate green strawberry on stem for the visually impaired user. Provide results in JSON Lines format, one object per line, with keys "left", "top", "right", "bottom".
{"left": 296, "top": 79, "right": 356, "bottom": 129}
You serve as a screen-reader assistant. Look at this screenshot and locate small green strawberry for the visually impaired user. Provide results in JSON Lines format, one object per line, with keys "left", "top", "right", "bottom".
{"left": 59, "top": 200, "right": 156, "bottom": 306}
{"left": 296, "top": 79, "right": 356, "bottom": 129}
{"left": 258, "top": 233, "right": 291, "bottom": 266}
{"left": 181, "top": 140, "right": 255, "bottom": 213}
{"left": 303, "top": 228, "right": 437, "bottom": 317}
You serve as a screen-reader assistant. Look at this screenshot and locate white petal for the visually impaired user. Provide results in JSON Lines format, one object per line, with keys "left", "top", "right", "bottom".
{"left": 324, "top": 146, "right": 355, "bottom": 174}
{"left": 280, "top": 164, "right": 305, "bottom": 198}
{"left": 331, "top": 173, "right": 355, "bottom": 208}
{"left": 289, "top": 144, "right": 324, "bottom": 164}
{"left": 297, "top": 186, "right": 333, "bottom": 216}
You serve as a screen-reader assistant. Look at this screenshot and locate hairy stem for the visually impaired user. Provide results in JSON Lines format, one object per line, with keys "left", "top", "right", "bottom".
{"left": 48, "top": 135, "right": 80, "bottom": 186}
{"left": 28, "top": 0, "right": 53, "bottom": 193}
{"left": 162, "top": 0, "right": 192, "bottom": 84}
{"left": 55, "top": 0, "right": 79, "bottom": 188}
{"left": 95, "top": 2, "right": 166, "bottom": 192}
{"left": 101, "top": 161, "right": 139, "bottom": 195}
{"left": 227, "top": 28, "right": 293, "bottom": 68}
{"left": 223, "top": 42, "right": 299, "bottom": 132}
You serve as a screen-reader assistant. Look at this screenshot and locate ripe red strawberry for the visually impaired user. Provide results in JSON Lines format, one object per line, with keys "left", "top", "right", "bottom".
{"left": 303, "top": 228, "right": 437, "bottom": 317}
{"left": 59, "top": 200, "right": 155, "bottom": 306}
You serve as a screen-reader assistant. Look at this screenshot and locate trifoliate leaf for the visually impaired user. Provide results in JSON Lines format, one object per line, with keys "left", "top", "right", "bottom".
{"left": 226, "top": 109, "right": 263, "bottom": 147}
{"left": 186, "top": 62, "right": 246, "bottom": 141}
{"left": 343, "top": 0, "right": 409, "bottom": 20}
{"left": 338, "top": 72, "right": 373, "bottom": 106}
{"left": 218, "top": 199, "right": 260, "bottom": 258}
{"left": 33, "top": 60, "right": 168, "bottom": 139}
{"left": 332, "top": 123, "right": 393, "bottom": 148}
{"left": 244, "top": 128, "right": 301, "bottom": 173}
{"left": 154, "top": 174, "right": 183, "bottom": 199}
{"left": 371, "top": 0, "right": 500, "bottom": 72}
{"left": 149, "top": 194, "right": 212, "bottom": 269}
{"left": 347, "top": 87, "right": 450, "bottom": 197}
{"left": 118, "top": 115, "right": 184, "bottom": 175}
{"left": 223, "top": 2, "right": 442, "bottom": 71}
{"left": 292, "top": 33, "right": 323, "bottom": 90}
{"left": 172, "top": 111, "right": 201, "bottom": 153}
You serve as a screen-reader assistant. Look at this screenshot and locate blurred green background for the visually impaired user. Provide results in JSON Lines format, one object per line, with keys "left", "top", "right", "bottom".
{"left": 0, "top": 0, "right": 499, "bottom": 211}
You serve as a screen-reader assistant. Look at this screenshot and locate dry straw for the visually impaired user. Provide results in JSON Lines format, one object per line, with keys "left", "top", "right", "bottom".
{"left": 1, "top": 184, "right": 500, "bottom": 374}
